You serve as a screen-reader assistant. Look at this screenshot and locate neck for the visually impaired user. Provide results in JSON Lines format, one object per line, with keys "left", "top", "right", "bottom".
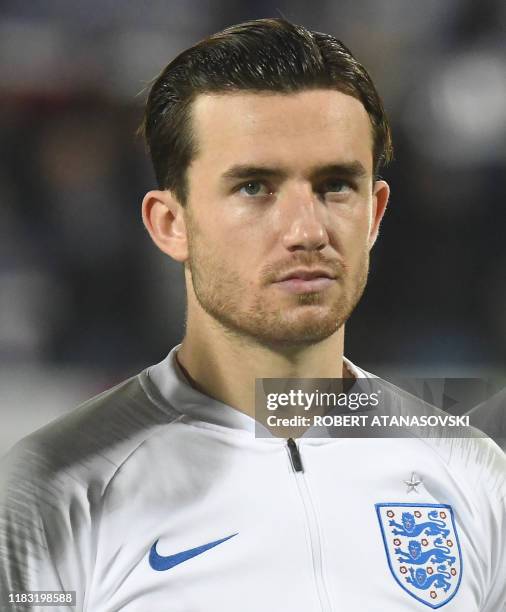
{"left": 177, "top": 310, "right": 351, "bottom": 419}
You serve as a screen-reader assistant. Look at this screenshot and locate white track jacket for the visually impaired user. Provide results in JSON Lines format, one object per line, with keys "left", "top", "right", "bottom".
{"left": 0, "top": 346, "right": 505, "bottom": 611}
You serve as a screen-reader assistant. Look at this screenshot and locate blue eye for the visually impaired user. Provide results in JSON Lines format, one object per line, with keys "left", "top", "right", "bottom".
{"left": 318, "top": 179, "right": 354, "bottom": 201}
{"left": 239, "top": 181, "right": 269, "bottom": 196}
{"left": 323, "top": 180, "right": 349, "bottom": 193}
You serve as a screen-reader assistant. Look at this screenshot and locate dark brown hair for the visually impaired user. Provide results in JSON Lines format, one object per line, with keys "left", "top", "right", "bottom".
{"left": 140, "top": 18, "right": 393, "bottom": 204}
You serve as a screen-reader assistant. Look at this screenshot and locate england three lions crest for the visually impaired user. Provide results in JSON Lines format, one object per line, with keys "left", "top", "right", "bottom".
{"left": 376, "top": 503, "right": 462, "bottom": 608}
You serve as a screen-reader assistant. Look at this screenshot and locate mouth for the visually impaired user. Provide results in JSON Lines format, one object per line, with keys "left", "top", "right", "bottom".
{"left": 274, "top": 268, "right": 337, "bottom": 294}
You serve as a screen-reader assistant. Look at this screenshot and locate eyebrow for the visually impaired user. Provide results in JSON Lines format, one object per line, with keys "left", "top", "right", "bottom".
{"left": 220, "top": 161, "right": 369, "bottom": 182}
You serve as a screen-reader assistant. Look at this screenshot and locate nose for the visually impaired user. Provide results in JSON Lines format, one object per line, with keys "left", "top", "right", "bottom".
{"left": 279, "top": 186, "right": 329, "bottom": 252}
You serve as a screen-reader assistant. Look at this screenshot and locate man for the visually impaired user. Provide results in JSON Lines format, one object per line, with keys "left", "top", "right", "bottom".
{"left": 1, "top": 18, "right": 504, "bottom": 611}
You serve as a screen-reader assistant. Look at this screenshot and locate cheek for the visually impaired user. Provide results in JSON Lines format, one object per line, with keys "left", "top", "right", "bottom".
{"left": 204, "top": 232, "right": 256, "bottom": 282}
{"left": 329, "top": 213, "right": 371, "bottom": 260}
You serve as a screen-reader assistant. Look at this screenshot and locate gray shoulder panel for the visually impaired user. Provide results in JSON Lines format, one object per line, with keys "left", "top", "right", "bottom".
{"left": 4, "top": 373, "right": 181, "bottom": 479}
{"left": 0, "top": 373, "right": 182, "bottom": 596}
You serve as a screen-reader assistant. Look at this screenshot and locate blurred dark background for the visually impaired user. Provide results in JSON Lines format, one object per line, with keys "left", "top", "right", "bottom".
{"left": 1, "top": 0, "right": 505, "bottom": 451}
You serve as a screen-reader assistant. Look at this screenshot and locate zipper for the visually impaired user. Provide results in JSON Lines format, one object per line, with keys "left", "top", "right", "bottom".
{"left": 287, "top": 437, "right": 304, "bottom": 472}
{"left": 286, "top": 438, "right": 333, "bottom": 612}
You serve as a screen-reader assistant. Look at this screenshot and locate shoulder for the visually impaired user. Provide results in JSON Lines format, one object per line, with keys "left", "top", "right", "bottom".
{"left": 348, "top": 366, "right": 506, "bottom": 504}
{"left": 382, "top": 377, "right": 505, "bottom": 498}
{"left": 0, "top": 370, "right": 182, "bottom": 521}
{"left": 3, "top": 371, "right": 179, "bottom": 482}
{"left": 421, "top": 435, "right": 505, "bottom": 503}
{"left": 0, "top": 371, "right": 181, "bottom": 590}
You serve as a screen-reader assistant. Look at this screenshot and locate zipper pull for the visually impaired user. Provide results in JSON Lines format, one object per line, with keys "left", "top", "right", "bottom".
{"left": 287, "top": 438, "right": 304, "bottom": 473}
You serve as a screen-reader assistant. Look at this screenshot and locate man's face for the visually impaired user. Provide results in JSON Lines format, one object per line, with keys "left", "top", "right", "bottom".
{"left": 182, "top": 89, "right": 387, "bottom": 347}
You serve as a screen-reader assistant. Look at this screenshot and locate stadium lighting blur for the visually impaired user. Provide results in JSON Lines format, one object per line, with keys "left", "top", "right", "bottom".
{"left": 405, "top": 51, "right": 506, "bottom": 165}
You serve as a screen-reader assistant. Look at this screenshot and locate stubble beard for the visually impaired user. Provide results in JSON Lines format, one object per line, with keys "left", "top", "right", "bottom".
{"left": 185, "top": 217, "right": 369, "bottom": 348}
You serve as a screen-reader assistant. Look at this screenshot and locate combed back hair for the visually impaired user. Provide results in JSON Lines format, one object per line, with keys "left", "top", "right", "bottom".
{"left": 139, "top": 18, "right": 393, "bottom": 204}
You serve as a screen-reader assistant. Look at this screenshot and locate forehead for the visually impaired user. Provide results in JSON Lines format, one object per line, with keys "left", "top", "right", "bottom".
{"left": 190, "top": 89, "right": 374, "bottom": 174}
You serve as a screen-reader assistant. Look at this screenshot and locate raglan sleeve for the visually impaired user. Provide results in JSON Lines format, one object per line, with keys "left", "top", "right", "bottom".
{"left": 0, "top": 439, "right": 88, "bottom": 612}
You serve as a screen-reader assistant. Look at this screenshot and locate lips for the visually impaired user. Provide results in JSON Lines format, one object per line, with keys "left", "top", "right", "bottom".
{"left": 274, "top": 268, "right": 337, "bottom": 294}
{"left": 277, "top": 268, "right": 336, "bottom": 282}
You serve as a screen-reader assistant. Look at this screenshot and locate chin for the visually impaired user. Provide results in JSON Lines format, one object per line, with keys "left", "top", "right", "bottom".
{"left": 258, "top": 331, "right": 339, "bottom": 349}
{"left": 257, "top": 315, "right": 344, "bottom": 347}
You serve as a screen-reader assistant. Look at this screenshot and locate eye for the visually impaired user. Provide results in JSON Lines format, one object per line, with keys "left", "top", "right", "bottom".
{"left": 238, "top": 181, "right": 271, "bottom": 197}
{"left": 319, "top": 179, "right": 353, "bottom": 197}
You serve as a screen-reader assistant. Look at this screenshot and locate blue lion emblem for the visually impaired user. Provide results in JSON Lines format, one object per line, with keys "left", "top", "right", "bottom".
{"left": 407, "top": 567, "right": 452, "bottom": 593}
{"left": 376, "top": 503, "right": 462, "bottom": 608}
{"left": 389, "top": 511, "right": 450, "bottom": 538}
{"left": 396, "top": 538, "right": 456, "bottom": 566}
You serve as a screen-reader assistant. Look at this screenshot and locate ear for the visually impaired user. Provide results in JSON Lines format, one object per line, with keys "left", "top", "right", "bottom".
{"left": 368, "top": 180, "right": 390, "bottom": 249}
{"left": 142, "top": 190, "right": 189, "bottom": 262}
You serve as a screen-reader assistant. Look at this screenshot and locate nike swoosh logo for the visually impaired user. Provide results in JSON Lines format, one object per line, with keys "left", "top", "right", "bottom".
{"left": 149, "top": 533, "right": 238, "bottom": 571}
